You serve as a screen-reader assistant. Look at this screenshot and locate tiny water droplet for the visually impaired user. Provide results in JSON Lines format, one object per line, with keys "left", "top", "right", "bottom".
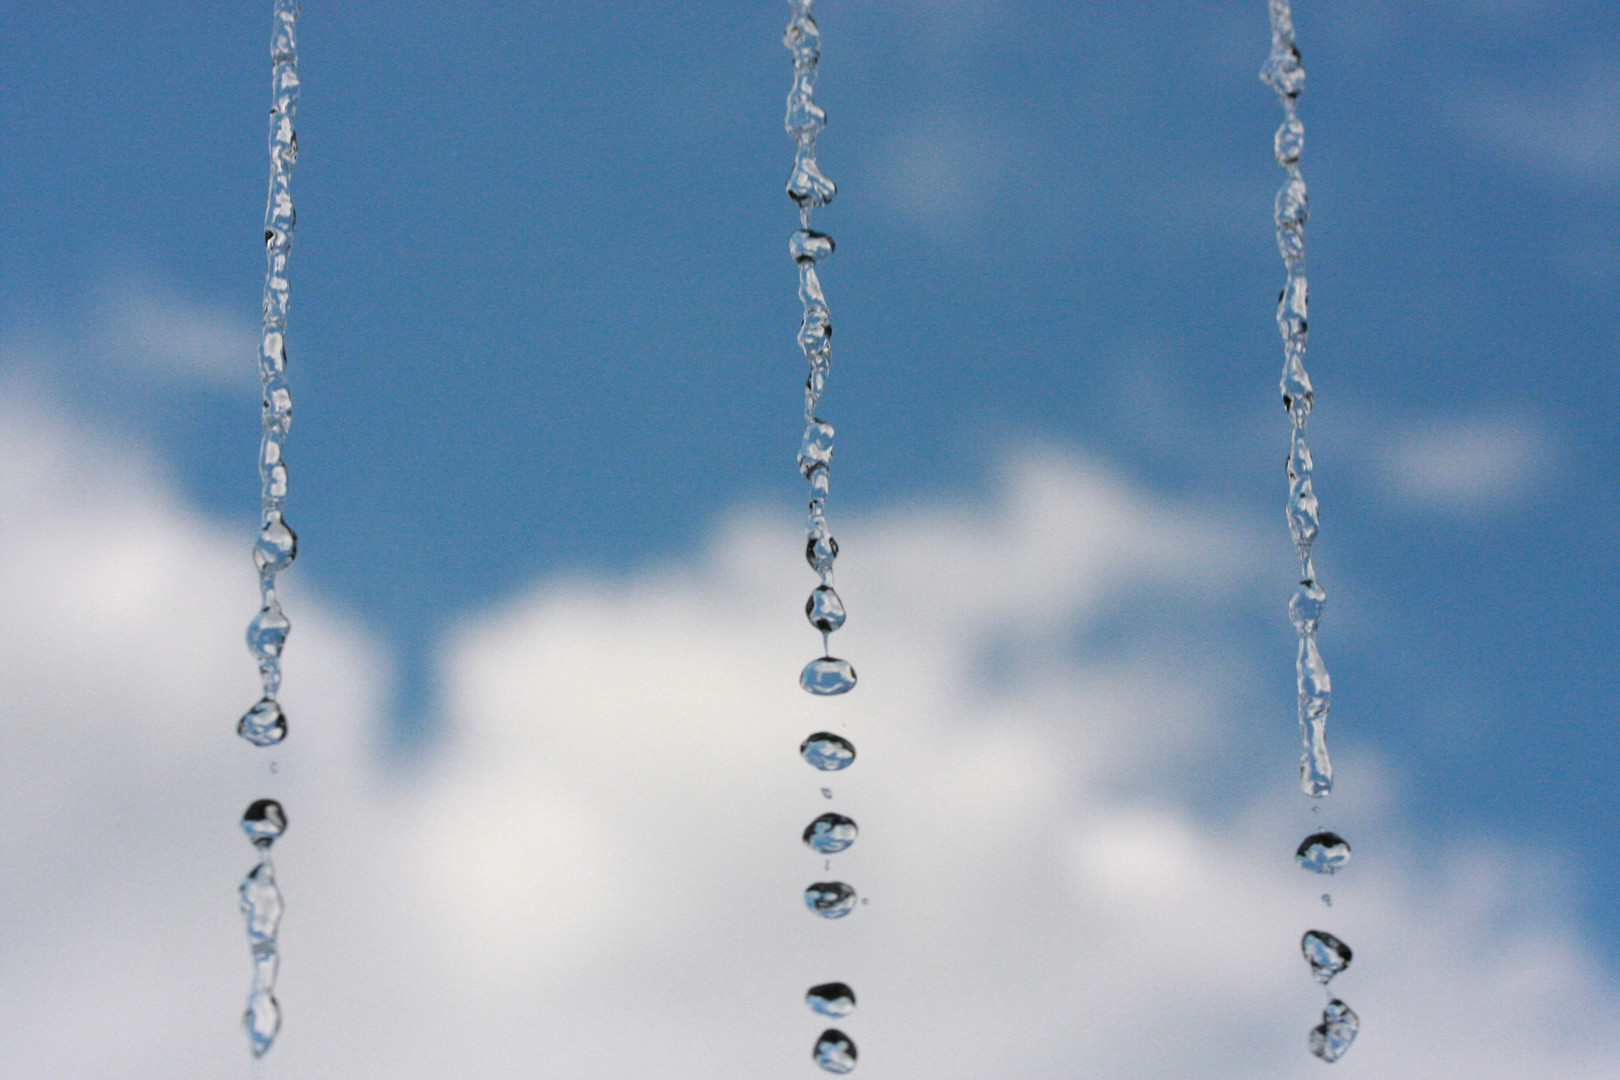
{"left": 1301, "top": 929, "right": 1352, "bottom": 984}
{"left": 806, "top": 585, "right": 846, "bottom": 632}
{"left": 821, "top": 787, "right": 833, "bottom": 799}
{"left": 801, "top": 732, "right": 855, "bottom": 771}
{"left": 238, "top": 698, "right": 288, "bottom": 747}
{"left": 813, "top": 1029, "right": 857, "bottom": 1074}
{"left": 254, "top": 511, "right": 298, "bottom": 573}
{"left": 1322, "top": 893, "right": 1332, "bottom": 906}
{"left": 269, "top": 761, "right": 280, "bottom": 774}
{"left": 1296, "top": 831, "right": 1351, "bottom": 874}
{"left": 241, "top": 799, "right": 287, "bottom": 847}
{"left": 805, "top": 881, "right": 857, "bottom": 919}
{"left": 801, "top": 656, "right": 857, "bottom": 695}
{"left": 807, "top": 982, "right": 856, "bottom": 1018}
{"left": 803, "top": 812, "right": 858, "bottom": 855}
{"left": 1308, "top": 998, "right": 1359, "bottom": 1062}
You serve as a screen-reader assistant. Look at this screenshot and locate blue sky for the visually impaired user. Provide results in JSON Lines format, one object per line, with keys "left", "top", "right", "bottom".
{"left": 2, "top": 2, "right": 1619, "bottom": 1072}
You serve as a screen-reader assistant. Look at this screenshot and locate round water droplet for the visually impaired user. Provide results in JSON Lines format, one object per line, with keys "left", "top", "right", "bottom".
{"left": 241, "top": 799, "right": 287, "bottom": 847}
{"left": 1301, "top": 929, "right": 1352, "bottom": 984}
{"left": 803, "top": 812, "right": 858, "bottom": 855}
{"left": 807, "top": 982, "right": 856, "bottom": 1018}
{"left": 801, "top": 733, "right": 855, "bottom": 771}
{"left": 254, "top": 512, "right": 298, "bottom": 573}
{"left": 238, "top": 697, "right": 288, "bottom": 747}
{"left": 1296, "top": 831, "right": 1351, "bottom": 874}
{"left": 801, "top": 657, "right": 856, "bottom": 696}
{"left": 1308, "top": 998, "right": 1359, "bottom": 1062}
{"left": 813, "top": 1028, "right": 857, "bottom": 1074}
{"left": 806, "top": 530, "right": 839, "bottom": 575}
{"left": 247, "top": 602, "right": 290, "bottom": 659}
{"left": 806, "top": 585, "right": 846, "bottom": 632}
{"left": 791, "top": 229, "right": 835, "bottom": 263}
{"left": 805, "top": 881, "right": 857, "bottom": 919}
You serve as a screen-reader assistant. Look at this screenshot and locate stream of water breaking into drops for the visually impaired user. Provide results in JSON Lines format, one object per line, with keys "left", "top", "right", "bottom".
{"left": 236, "top": 0, "right": 301, "bottom": 1060}
{"left": 784, "top": 2, "right": 860, "bottom": 1072}
{"left": 1262, "top": 1, "right": 1358, "bottom": 1062}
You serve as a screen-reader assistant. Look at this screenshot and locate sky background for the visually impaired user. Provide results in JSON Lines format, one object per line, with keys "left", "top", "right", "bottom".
{"left": 1, "top": 1, "right": 1618, "bottom": 1077}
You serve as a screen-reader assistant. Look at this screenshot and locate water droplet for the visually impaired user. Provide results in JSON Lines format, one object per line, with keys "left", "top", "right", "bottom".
{"left": 806, "top": 585, "right": 846, "bottom": 632}
{"left": 788, "top": 158, "right": 837, "bottom": 208}
{"left": 803, "top": 812, "right": 858, "bottom": 855}
{"left": 241, "top": 862, "right": 284, "bottom": 943}
{"left": 238, "top": 698, "right": 288, "bottom": 747}
{"left": 791, "top": 229, "right": 835, "bottom": 263}
{"left": 821, "top": 787, "right": 833, "bottom": 799}
{"left": 801, "top": 657, "right": 857, "bottom": 696}
{"left": 807, "top": 982, "right": 856, "bottom": 1018}
{"left": 241, "top": 799, "right": 287, "bottom": 847}
{"left": 1274, "top": 116, "right": 1305, "bottom": 166}
{"left": 785, "top": 94, "right": 827, "bottom": 139}
{"left": 801, "top": 732, "right": 855, "bottom": 771}
{"left": 1289, "top": 579, "right": 1326, "bottom": 635}
{"left": 1308, "top": 998, "right": 1359, "bottom": 1062}
{"left": 244, "top": 988, "right": 281, "bottom": 1058}
{"left": 1322, "top": 893, "right": 1332, "bottom": 906}
{"left": 247, "top": 601, "right": 290, "bottom": 659}
{"left": 1296, "top": 831, "right": 1351, "bottom": 874}
{"left": 254, "top": 512, "right": 298, "bottom": 573}
{"left": 799, "top": 420, "right": 835, "bottom": 477}
{"left": 806, "top": 529, "right": 839, "bottom": 575}
{"left": 813, "top": 1029, "right": 857, "bottom": 1074}
{"left": 1301, "top": 929, "right": 1352, "bottom": 984}
{"left": 805, "top": 881, "right": 857, "bottom": 919}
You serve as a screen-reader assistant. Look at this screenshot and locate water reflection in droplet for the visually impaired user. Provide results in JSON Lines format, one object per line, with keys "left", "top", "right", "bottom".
{"left": 1308, "top": 998, "right": 1359, "bottom": 1062}
{"left": 1301, "top": 929, "right": 1352, "bottom": 984}
{"left": 807, "top": 982, "right": 856, "bottom": 1017}
{"left": 805, "top": 881, "right": 857, "bottom": 919}
{"left": 813, "top": 1029, "right": 857, "bottom": 1073}
{"left": 801, "top": 656, "right": 856, "bottom": 695}
{"left": 803, "top": 812, "right": 858, "bottom": 855}
{"left": 801, "top": 732, "right": 855, "bottom": 771}
{"left": 1296, "top": 831, "right": 1351, "bottom": 874}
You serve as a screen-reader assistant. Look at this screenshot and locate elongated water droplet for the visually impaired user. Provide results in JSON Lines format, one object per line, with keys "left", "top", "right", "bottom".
{"left": 1289, "top": 578, "right": 1325, "bottom": 634}
{"left": 242, "top": 799, "right": 287, "bottom": 847}
{"left": 813, "top": 1029, "right": 858, "bottom": 1074}
{"left": 247, "top": 601, "right": 290, "bottom": 660}
{"left": 1301, "top": 929, "right": 1352, "bottom": 984}
{"left": 801, "top": 732, "right": 855, "bottom": 770}
{"left": 801, "top": 656, "right": 856, "bottom": 695}
{"left": 1296, "top": 831, "right": 1351, "bottom": 874}
{"left": 241, "top": 862, "right": 284, "bottom": 944}
{"left": 805, "top": 881, "right": 857, "bottom": 919}
{"left": 804, "top": 812, "right": 858, "bottom": 855}
{"left": 238, "top": 697, "right": 288, "bottom": 747}
{"left": 807, "top": 982, "right": 856, "bottom": 1018}
{"left": 788, "top": 159, "right": 837, "bottom": 207}
{"left": 806, "top": 585, "right": 846, "bottom": 632}
{"left": 799, "top": 420, "right": 834, "bottom": 477}
{"left": 1275, "top": 116, "right": 1305, "bottom": 166}
{"left": 1309, "top": 998, "right": 1359, "bottom": 1062}
{"left": 244, "top": 986, "right": 281, "bottom": 1059}
{"left": 254, "top": 512, "right": 298, "bottom": 572}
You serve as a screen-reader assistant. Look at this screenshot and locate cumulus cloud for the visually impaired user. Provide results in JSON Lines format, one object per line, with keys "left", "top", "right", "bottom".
{"left": 0, "top": 398, "right": 1614, "bottom": 1079}
{"left": 1375, "top": 412, "right": 1548, "bottom": 513}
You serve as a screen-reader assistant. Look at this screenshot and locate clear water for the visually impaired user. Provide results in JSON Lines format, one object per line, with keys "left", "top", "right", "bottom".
{"left": 800, "top": 732, "right": 856, "bottom": 771}
{"left": 806, "top": 982, "right": 856, "bottom": 1018}
{"left": 801, "top": 657, "right": 857, "bottom": 696}
{"left": 805, "top": 881, "right": 857, "bottom": 919}
{"left": 1309, "top": 998, "right": 1360, "bottom": 1062}
{"left": 813, "top": 1029, "right": 858, "bottom": 1074}
{"left": 803, "top": 812, "right": 858, "bottom": 855}
{"left": 239, "top": 799, "right": 287, "bottom": 1057}
{"left": 1301, "top": 929, "right": 1352, "bottom": 985}
{"left": 1296, "top": 831, "right": 1351, "bottom": 874}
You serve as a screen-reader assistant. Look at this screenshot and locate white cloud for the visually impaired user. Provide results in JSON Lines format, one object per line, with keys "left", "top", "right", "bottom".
{"left": 94, "top": 278, "right": 258, "bottom": 388}
{"left": 0, "top": 395, "right": 1614, "bottom": 1079}
{"left": 1452, "top": 61, "right": 1620, "bottom": 185}
{"left": 1376, "top": 412, "right": 1547, "bottom": 513}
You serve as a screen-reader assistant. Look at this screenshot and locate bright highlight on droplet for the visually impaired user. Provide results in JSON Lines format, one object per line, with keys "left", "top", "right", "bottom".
{"left": 805, "top": 881, "right": 857, "bottom": 919}
{"left": 1301, "top": 929, "right": 1352, "bottom": 984}
{"left": 806, "top": 982, "right": 856, "bottom": 1018}
{"left": 801, "top": 657, "right": 857, "bottom": 695}
{"left": 803, "top": 812, "right": 858, "bottom": 855}
{"left": 238, "top": 697, "right": 288, "bottom": 747}
{"left": 1295, "top": 831, "right": 1351, "bottom": 874}
{"left": 1309, "top": 998, "right": 1359, "bottom": 1062}
{"left": 813, "top": 1028, "right": 858, "bottom": 1073}
{"left": 800, "top": 732, "right": 855, "bottom": 771}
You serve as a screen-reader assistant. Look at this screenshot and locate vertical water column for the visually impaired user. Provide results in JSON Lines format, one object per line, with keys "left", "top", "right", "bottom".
{"left": 236, "top": 0, "right": 300, "bottom": 1059}
{"left": 784, "top": 2, "right": 859, "bottom": 1073}
{"left": 1260, "top": 1, "right": 1359, "bottom": 1062}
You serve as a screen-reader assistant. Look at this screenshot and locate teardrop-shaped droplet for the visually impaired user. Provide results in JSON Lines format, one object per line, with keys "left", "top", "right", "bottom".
{"left": 240, "top": 861, "right": 284, "bottom": 943}
{"left": 247, "top": 602, "right": 290, "bottom": 659}
{"left": 1301, "top": 929, "right": 1352, "bottom": 984}
{"left": 805, "top": 881, "right": 857, "bottom": 919}
{"left": 238, "top": 697, "right": 288, "bottom": 747}
{"left": 254, "top": 512, "right": 298, "bottom": 573}
{"left": 242, "top": 798, "right": 288, "bottom": 847}
{"left": 1308, "top": 998, "right": 1359, "bottom": 1062}
{"left": 813, "top": 1028, "right": 857, "bottom": 1074}
{"left": 806, "top": 585, "right": 846, "bottom": 632}
{"left": 244, "top": 988, "right": 282, "bottom": 1058}
{"left": 801, "top": 657, "right": 856, "bottom": 696}
{"left": 806, "top": 981, "right": 856, "bottom": 1018}
{"left": 1295, "top": 831, "right": 1351, "bottom": 874}
{"left": 803, "top": 812, "right": 858, "bottom": 855}
{"left": 799, "top": 420, "right": 835, "bottom": 476}
{"left": 791, "top": 229, "right": 835, "bottom": 263}
{"left": 800, "top": 732, "right": 856, "bottom": 771}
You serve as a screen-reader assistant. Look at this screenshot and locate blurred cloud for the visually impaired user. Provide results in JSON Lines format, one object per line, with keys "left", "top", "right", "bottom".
{"left": 0, "top": 395, "right": 1614, "bottom": 1079}
{"left": 1452, "top": 60, "right": 1620, "bottom": 184}
{"left": 92, "top": 278, "right": 256, "bottom": 389}
{"left": 1375, "top": 412, "right": 1548, "bottom": 513}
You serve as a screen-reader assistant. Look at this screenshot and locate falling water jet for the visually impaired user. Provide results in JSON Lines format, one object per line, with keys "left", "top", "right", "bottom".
{"left": 239, "top": 799, "right": 287, "bottom": 1058}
